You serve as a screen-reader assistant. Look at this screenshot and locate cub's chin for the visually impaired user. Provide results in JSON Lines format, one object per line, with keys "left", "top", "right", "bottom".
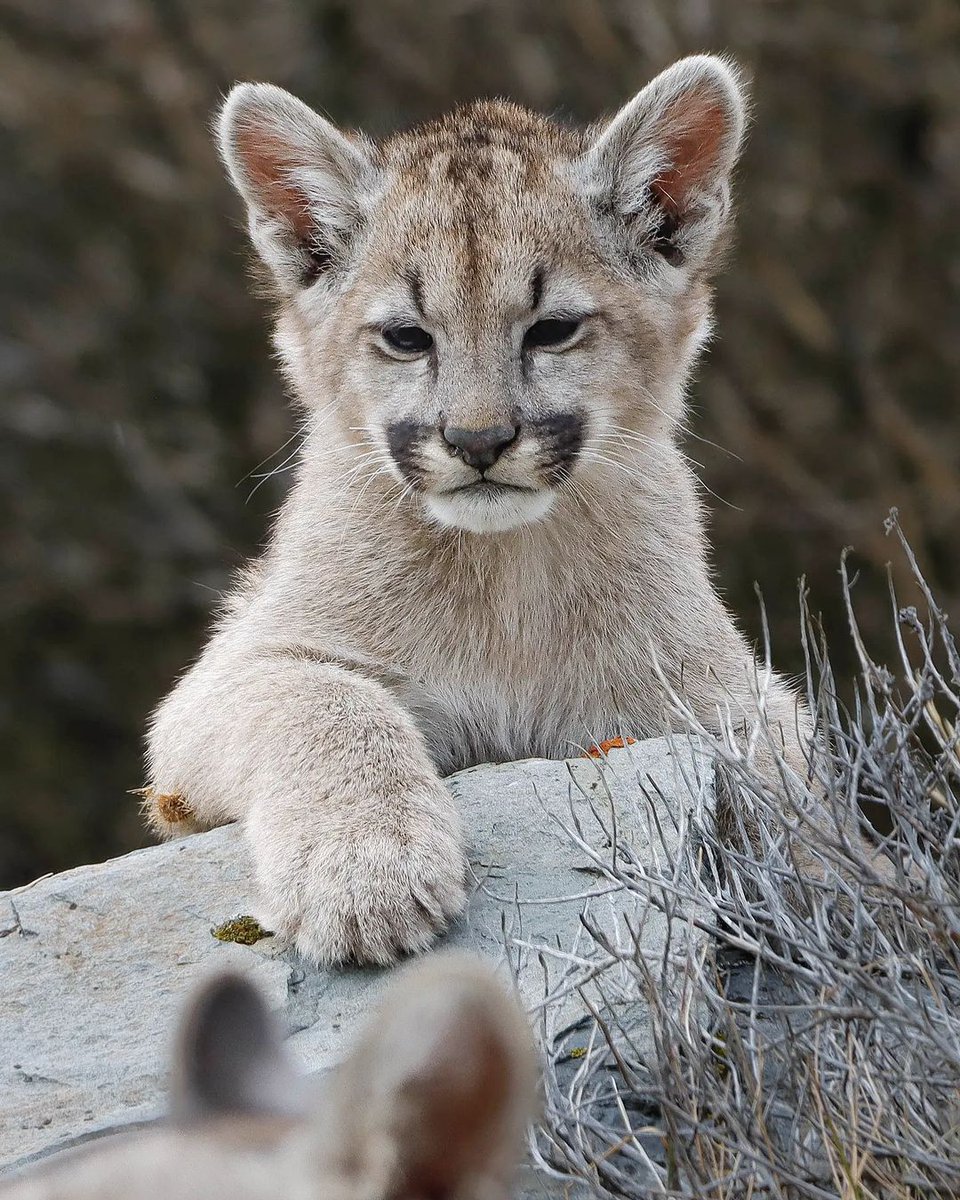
{"left": 424, "top": 481, "right": 556, "bottom": 534}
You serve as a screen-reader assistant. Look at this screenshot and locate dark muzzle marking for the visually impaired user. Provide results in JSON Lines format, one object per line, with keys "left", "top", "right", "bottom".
{"left": 533, "top": 412, "right": 585, "bottom": 481}
{"left": 386, "top": 421, "right": 431, "bottom": 483}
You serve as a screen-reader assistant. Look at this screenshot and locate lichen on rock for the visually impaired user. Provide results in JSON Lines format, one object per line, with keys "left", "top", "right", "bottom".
{"left": 210, "top": 915, "right": 273, "bottom": 946}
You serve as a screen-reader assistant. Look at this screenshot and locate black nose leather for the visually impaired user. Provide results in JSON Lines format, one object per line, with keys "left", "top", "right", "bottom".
{"left": 442, "top": 424, "right": 518, "bottom": 471}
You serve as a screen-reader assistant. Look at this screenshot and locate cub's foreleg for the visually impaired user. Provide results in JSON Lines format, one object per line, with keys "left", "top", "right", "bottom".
{"left": 146, "top": 634, "right": 467, "bottom": 965}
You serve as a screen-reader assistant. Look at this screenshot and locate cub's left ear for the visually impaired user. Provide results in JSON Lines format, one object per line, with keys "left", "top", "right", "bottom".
{"left": 580, "top": 55, "right": 748, "bottom": 270}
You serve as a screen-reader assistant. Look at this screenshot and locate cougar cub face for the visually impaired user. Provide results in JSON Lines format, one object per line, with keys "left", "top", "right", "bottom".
{"left": 342, "top": 117, "right": 620, "bottom": 535}
{"left": 219, "top": 58, "right": 745, "bottom": 533}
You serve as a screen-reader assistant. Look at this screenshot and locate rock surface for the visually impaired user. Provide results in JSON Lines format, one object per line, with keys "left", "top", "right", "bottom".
{"left": 0, "top": 738, "right": 712, "bottom": 1188}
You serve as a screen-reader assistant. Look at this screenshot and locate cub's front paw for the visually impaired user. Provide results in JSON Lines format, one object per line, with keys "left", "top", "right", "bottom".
{"left": 248, "top": 787, "right": 468, "bottom": 966}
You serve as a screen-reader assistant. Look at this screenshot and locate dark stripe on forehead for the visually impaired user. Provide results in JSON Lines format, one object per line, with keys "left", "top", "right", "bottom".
{"left": 460, "top": 201, "right": 482, "bottom": 307}
{"left": 530, "top": 266, "right": 544, "bottom": 312}
{"left": 405, "top": 268, "right": 426, "bottom": 319}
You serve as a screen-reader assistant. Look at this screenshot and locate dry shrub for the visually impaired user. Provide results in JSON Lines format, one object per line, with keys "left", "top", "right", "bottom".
{"left": 526, "top": 516, "right": 960, "bottom": 1198}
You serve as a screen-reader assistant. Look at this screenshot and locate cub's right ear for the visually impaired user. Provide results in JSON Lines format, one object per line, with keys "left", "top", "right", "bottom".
{"left": 170, "top": 971, "right": 304, "bottom": 1123}
{"left": 217, "top": 83, "right": 380, "bottom": 289}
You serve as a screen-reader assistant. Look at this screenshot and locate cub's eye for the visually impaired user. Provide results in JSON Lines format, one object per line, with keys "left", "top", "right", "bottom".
{"left": 381, "top": 325, "right": 433, "bottom": 355}
{"left": 523, "top": 318, "right": 582, "bottom": 351}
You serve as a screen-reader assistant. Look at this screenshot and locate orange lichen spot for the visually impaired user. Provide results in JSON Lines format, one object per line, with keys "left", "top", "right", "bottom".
{"left": 129, "top": 786, "right": 195, "bottom": 824}
{"left": 585, "top": 736, "right": 637, "bottom": 758}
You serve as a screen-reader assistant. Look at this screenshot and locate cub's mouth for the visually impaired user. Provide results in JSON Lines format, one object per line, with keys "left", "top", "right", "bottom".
{"left": 425, "top": 480, "right": 556, "bottom": 535}
{"left": 447, "top": 479, "right": 534, "bottom": 496}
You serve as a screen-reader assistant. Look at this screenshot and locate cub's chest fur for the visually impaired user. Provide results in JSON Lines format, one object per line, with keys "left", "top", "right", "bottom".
{"left": 401, "top": 659, "right": 629, "bottom": 772}
{"left": 325, "top": 538, "right": 659, "bottom": 768}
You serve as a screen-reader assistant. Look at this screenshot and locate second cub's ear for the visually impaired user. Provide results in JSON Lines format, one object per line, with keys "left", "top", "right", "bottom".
{"left": 170, "top": 971, "right": 304, "bottom": 1123}
{"left": 312, "top": 954, "right": 538, "bottom": 1198}
{"left": 581, "top": 55, "right": 748, "bottom": 270}
{"left": 217, "top": 83, "right": 379, "bottom": 289}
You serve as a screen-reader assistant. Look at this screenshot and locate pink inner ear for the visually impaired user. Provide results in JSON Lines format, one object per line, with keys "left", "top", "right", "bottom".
{"left": 651, "top": 94, "right": 729, "bottom": 216}
{"left": 235, "top": 124, "right": 313, "bottom": 240}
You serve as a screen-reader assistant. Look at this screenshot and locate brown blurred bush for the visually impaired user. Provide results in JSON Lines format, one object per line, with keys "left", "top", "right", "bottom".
{"left": 1, "top": 0, "right": 958, "bottom": 886}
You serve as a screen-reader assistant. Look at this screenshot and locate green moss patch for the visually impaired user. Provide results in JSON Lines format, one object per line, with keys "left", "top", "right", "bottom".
{"left": 210, "top": 915, "right": 273, "bottom": 946}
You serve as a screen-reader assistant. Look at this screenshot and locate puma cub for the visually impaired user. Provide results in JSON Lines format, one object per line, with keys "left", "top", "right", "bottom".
{"left": 3, "top": 955, "right": 537, "bottom": 1200}
{"left": 145, "top": 55, "right": 804, "bottom": 964}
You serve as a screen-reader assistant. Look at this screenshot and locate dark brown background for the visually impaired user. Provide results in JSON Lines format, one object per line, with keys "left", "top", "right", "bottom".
{"left": 2, "top": 0, "right": 958, "bottom": 887}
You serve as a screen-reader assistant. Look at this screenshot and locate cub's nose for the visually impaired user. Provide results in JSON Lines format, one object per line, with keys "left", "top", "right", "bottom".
{"left": 442, "top": 424, "right": 518, "bottom": 472}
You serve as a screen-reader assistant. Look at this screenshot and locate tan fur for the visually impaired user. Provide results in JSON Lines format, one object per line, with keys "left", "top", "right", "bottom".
{"left": 2, "top": 954, "right": 537, "bottom": 1200}
{"left": 145, "top": 56, "right": 808, "bottom": 965}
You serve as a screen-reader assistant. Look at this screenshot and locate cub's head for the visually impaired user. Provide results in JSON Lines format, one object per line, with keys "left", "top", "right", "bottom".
{"left": 218, "top": 57, "right": 746, "bottom": 534}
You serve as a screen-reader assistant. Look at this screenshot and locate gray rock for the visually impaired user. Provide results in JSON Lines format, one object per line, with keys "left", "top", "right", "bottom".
{"left": 0, "top": 737, "right": 712, "bottom": 1186}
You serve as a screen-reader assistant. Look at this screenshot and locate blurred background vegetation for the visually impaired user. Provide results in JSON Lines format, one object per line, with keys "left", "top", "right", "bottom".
{"left": 1, "top": 0, "right": 958, "bottom": 887}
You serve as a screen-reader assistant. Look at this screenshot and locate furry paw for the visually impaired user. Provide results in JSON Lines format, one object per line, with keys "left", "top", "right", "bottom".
{"left": 248, "top": 784, "right": 468, "bottom": 966}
